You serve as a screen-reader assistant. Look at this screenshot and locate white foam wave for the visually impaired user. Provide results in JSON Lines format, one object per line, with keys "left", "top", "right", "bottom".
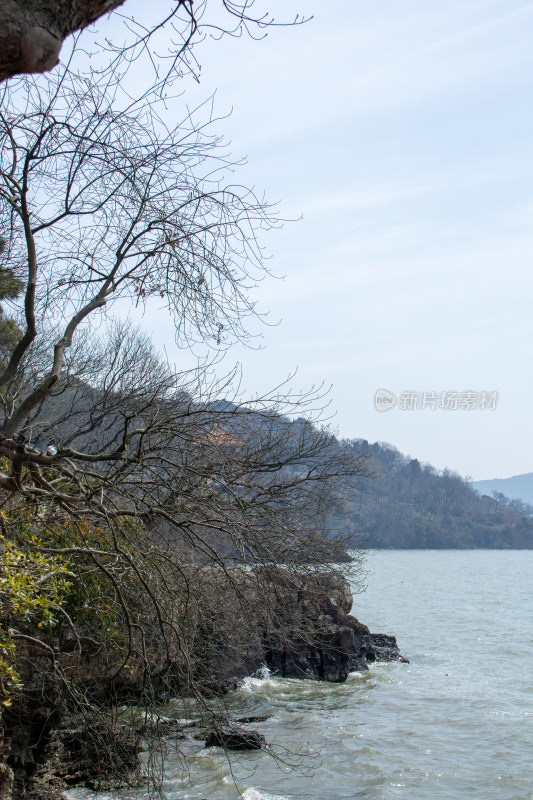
{"left": 242, "top": 787, "right": 291, "bottom": 800}
{"left": 239, "top": 665, "right": 273, "bottom": 692}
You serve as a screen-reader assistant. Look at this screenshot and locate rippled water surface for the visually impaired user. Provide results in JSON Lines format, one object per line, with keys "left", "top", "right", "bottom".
{"left": 68, "top": 550, "right": 533, "bottom": 800}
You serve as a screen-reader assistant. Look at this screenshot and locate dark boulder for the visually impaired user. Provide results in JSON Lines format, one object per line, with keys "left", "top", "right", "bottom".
{"left": 370, "top": 633, "right": 409, "bottom": 663}
{"left": 205, "top": 727, "right": 265, "bottom": 750}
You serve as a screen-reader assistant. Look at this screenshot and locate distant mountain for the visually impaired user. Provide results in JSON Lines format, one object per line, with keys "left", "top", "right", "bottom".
{"left": 472, "top": 473, "right": 533, "bottom": 506}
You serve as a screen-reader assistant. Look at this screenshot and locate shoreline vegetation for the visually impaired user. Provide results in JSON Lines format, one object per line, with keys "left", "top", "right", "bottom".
{"left": 2, "top": 567, "right": 407, "bottom": 800}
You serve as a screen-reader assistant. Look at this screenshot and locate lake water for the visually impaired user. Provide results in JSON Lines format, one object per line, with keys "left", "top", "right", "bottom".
{"left": 68, "top": 550, "right": 533, "bottom": 800}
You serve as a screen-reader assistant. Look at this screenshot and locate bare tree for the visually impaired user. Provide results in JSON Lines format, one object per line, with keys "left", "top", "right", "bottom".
{"left": 0, "top": 1, "right": 309, "bottom": 85}
{"left": 0, "top": 64, "right": 278, "bottom": 444}
{"left": 0, "top": 63, "right": 367, "bottom": 797}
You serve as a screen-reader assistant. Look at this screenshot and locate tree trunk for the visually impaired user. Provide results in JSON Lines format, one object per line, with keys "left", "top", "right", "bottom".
{"left": 0, "top": 0, "right": 125, "bottom": 82}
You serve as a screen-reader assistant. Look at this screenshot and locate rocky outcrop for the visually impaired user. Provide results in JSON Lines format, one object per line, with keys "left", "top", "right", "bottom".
{"left": 258, "top": 569, "right": 406, "bottom": 681}
{"left": 25, "top": 720, "right": 140, "bottom": 798}
{"left": 261, "top": 570, "right": 373, "bottom": 682}
{"left": 192, "top": 568, "right": 407, "bottom": 689}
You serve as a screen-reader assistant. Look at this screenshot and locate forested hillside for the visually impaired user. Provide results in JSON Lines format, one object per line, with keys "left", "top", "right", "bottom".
{"left": 344, "top": 440, "right": 533, "bottom": 549}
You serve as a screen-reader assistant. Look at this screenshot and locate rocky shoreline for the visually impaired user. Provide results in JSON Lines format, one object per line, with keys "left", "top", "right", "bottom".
{"left": 181, "top": 567, "right": 408, "bottom": 696}
{"left": 1, "top": 569, "right": 407, "bottom": 799}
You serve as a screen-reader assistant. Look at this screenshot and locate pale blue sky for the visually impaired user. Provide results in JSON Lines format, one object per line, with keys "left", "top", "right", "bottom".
{"left": 95, "top": 0, "right": 533, "bottom": 480}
